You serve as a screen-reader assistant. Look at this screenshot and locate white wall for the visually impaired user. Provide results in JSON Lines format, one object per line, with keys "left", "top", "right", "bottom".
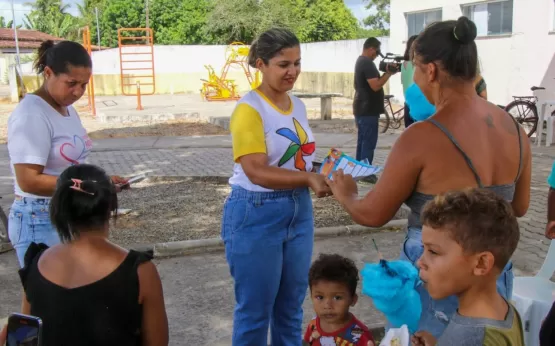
{"left": 391, "top": 0, "right": 555, "bottom": 105}
{"left": 46, "top": 37, "right": 390, "bottom": 76}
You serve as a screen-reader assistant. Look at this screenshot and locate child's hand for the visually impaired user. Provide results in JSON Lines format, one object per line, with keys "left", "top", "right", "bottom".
{"left": 411, "top": 331, "right": 436, "bottom": 346}
{"left": 367, "top": 341, "right": 375, "bottom": 346}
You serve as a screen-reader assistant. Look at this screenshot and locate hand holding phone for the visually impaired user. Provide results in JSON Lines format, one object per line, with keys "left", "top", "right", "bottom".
{"left": 6, "top": 313, "right": 42, "bottom": 346}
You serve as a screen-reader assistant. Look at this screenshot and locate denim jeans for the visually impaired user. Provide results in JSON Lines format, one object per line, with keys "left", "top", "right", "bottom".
{"left": 221, "top": 185, "right": 314, "bottom": 346}
{"left": 355, "top": 115, "right": 379, "bottom": 165}
{"left": 9, "top": 197, "right": 60, "bottom": 267}
{"left": 399, "top": 227, "right": 514, "bottom": 339}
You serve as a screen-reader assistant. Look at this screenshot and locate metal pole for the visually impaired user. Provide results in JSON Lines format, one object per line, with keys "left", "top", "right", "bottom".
{"left": 145, "top": 0, "right": 149, "bottom": 39}
{"left": 95, "top": 7, "right": 101, "bottom": 50}
{"left": 10, "top": 0, "right": 24, "bottom": 96}
{"left": 145, "top": 0, "right": 149, "bottom": 29}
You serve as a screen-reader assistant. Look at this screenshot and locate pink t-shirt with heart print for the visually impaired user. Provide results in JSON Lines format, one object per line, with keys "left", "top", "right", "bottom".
{"left": 8, "top": 94, "right": 93, "bottom": 198}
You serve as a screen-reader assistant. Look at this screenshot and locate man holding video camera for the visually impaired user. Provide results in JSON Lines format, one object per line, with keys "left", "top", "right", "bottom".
{"left": 353, "top": 37, "right": 398, "bottom": 183}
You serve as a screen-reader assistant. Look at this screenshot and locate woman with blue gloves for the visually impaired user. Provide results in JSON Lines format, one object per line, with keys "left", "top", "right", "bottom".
{"left": 326, "top": 16, "right": 531, "bottom": 339}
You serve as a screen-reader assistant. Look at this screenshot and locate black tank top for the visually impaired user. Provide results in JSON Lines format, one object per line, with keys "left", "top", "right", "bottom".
{"left": 19, "top": 242, "right": 151, "bottom": 346}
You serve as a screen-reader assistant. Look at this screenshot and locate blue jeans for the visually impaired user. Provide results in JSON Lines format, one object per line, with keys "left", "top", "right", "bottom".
{"left": 221, "top": 186, "right": 314, "bottom": 346}
{"left": 355, "top": 115, "right": 379, "bottom": 165}
{"left": 399, "top": 226, "right": 514, "bottom": 339}
{"left": 9, "top": 197, "right": 60, "bottom": 268}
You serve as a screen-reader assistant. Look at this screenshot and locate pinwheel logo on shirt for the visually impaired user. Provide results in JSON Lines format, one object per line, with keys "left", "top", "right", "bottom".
{"left": 276, "top": 118, "right": 315, "bottom": 171}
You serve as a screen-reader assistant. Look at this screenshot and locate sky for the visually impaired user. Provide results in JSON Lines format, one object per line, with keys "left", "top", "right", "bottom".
{"left": 0, "top": 0, "right": 372, "bottom": 29}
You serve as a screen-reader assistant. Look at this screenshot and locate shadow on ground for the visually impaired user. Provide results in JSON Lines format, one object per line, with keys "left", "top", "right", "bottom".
{"left": 0, "top": 230, "right": 404, "bottom": 345}
{"left": 87, "top": 122, "right": 229, "bottom": 140}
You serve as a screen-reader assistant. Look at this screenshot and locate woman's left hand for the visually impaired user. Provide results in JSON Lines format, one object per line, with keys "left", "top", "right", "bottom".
{"left": 111, "top": 176, "right": 129, "bottom": 193}
{"left": 325, "top": 169, "right": 358, "bottom": 203}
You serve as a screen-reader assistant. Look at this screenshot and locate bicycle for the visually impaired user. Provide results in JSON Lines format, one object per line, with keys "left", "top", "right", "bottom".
{"left": 504, "top": 86, "right": 555, "bottom": 138}
{"left": 380, "top": 95, "right": 405, "bottom": 133}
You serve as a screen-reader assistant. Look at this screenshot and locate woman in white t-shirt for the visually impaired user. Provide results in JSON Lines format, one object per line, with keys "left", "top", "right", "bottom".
{"left": 7, "top": 40, "right": 127, "bottom": 267}
{"left": 221, "top": 28, "right": 331, "bottom": 345}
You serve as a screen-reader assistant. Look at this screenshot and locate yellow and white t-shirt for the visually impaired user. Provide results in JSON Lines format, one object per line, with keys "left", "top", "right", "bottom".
{"left": 229, "top": 89, "right": 316, "bottom": 192}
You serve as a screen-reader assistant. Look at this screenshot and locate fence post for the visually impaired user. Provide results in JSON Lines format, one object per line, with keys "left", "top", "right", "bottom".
{"left": 136, "top": 81, "right": 143, "bottom": 110}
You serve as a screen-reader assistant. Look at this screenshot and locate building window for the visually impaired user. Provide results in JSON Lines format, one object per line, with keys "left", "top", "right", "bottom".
{"left": 462, "top": 0, "right": 513, "bottom": 36}
{"left": 406, "top": 9, "right": 442, "bottom": 37}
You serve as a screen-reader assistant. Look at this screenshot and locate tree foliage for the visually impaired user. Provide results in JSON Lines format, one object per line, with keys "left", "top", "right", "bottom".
{"left": 22, "top": 0, "right": 370, "bottom": 46}
{"left": 363, "top": 0, "right": 390, "bottom": 35}
{"left": 24, "top": 0, "right": 79, "bottom": 40}
{"left": 149, "top": 0, "right": 213, "bottom": 44}
{"left": 0, "top": 16, "right": 17, "bottom": 29}
{"left": 100, "top": 0, "right": 145, "bottom": 47}
{"left": 76, "top": 0, "right": 105, "bottom": 45}
{"left": 298, "top": 0, "right": 359, "bottom": 42}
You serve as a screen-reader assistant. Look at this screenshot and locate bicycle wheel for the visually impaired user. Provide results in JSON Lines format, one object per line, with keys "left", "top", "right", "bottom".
{"left": 390, "top": 107, "right": 405, "bottom": 130}
{"left": 379, "top": 110, "right": 390, "bottom": 133}
{"left": 505, "top": 100, "right": 538, "bottom": 137}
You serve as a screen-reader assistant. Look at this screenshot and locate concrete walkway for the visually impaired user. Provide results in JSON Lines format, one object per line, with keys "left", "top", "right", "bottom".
{"left": 0, "top": 131, "right": 554, "bottom": 344}
{"left": 0, "top": 131, "right": 552, "bottom": 274}
{"left": 0, "top": 230, "right": 404, "bottom": 344}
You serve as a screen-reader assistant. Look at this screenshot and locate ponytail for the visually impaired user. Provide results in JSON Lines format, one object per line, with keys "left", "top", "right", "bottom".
{"left": 33, "top": 40, "right": 55, "bottom": 74}
{"left": 33, "top": 40, "right": 92, "bottom": 76}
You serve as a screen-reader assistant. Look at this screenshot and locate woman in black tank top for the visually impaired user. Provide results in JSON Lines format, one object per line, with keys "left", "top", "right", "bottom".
{"left": 326, "top": 17, "right": 531, "bottom": 340}
{"left": 1, "top": 164, "right": 168, "bottom": 346}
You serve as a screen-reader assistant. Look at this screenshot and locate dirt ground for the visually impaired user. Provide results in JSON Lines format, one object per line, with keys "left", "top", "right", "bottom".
{"left": 0, "top": 96, "right": 402, "bottom": 143}
{"left": 110, "top": 177, "right": 370, "bottom": 248}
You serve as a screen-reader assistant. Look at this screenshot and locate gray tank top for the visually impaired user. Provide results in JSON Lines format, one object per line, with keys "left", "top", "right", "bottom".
{"left": 405, "top": 117, "right": 523, "bottom": 229}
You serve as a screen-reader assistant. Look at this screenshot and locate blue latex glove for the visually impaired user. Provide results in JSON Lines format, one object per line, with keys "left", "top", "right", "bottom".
{"left": 405, "top": 83, "right": 436, "bottom": 121}
{"left": 361, "top": 260, "right": 422, "bottom": 333}
{"left": 548, "top": 161, "right": 555, "bottom": 189}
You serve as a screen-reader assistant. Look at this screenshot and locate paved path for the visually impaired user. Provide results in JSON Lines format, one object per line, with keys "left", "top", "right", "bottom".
{"left": 0, "top": 132, "right": 554, "bottom": 343}
{"left": 0, "top": 231, "right": 403, "bottom": 344}
{"left": 0, "top": 132, "right": 552, "bottom": 275}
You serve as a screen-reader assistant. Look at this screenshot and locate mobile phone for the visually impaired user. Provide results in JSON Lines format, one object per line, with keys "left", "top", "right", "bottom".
{"left": 6, "top": 313, "right": 42, "bottom": 346}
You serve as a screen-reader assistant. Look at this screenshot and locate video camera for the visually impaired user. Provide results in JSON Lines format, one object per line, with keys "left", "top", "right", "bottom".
{"left": 378, "top": 53, "right": 405, "bottom": 74}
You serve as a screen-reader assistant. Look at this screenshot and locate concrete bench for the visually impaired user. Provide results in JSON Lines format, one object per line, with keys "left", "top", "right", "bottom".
{"left": 292, "top": 92, "right": 343, "bottom": 120}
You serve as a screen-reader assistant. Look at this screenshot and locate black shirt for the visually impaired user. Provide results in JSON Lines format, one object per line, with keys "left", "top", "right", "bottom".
{"left": 353, "top": 55, "right": 385, "bottom": 116}
{"left": 19, "top": 242, "right": 151, "bottom": 346}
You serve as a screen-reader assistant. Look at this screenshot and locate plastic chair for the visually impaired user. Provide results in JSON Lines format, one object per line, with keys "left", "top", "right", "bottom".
{"left": 537, "top": 101, "right": 555, "bottom": 147}
{"left": 512, "top": 240, "right": 555, "bottom": 346}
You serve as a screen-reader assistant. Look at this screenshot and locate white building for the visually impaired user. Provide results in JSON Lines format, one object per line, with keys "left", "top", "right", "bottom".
{"left": 389, "top": 0, "right": 555, "bottom": 105}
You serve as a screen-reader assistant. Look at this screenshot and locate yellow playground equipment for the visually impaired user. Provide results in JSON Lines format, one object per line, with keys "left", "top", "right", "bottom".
{"left": 201, "top": 42, "right": 262, "bottom": 101}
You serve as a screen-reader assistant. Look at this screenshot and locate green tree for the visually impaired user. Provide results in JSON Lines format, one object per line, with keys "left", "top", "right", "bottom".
{"left": 99, "top": 0, "right": 145, "bottom": 47}
{"left": 297, "top": 0, "right": 359, "bottom": 42}
{"left": 149, "top": 0, "right": 213, "bottom": 44}
{"left": 356, "top": 27, "right": 385, "bottom": 39}
{"left": 363, "top": 0, "right": 390, "bottom": 35}
{"left": 206, "top": 0, "right": 305, "bottom": 44}
{"left": 205, "top": 0, "right": 263, "bottom": 44}
{"left": 76, "top": 0, "right": 106, "bottom": 44}
{"left": 23, "top": 0, "right": 79, "bottom": 40}
{"left": 0, "top": 16, "right": 13, "bottom": 28}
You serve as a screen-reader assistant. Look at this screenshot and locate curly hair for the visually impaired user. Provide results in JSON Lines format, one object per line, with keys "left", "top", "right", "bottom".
{"left": 309, "top": 253, "right": 359, "bottom": 296}
{"left": 421, "top": 188, "right": 519, "bottom": 270}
